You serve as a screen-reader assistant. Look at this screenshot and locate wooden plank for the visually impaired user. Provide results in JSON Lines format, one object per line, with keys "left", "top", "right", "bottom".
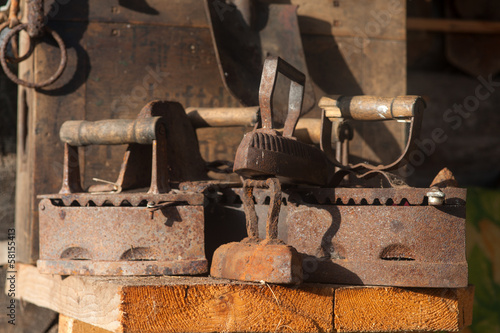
{"left": 291, "top": 0, "right": 406, "bottom": 40}
{"left": 334, "top": 286, "right": 474, "bottom": 332}
{"left": 59, "top": 314, "right": 112, "bottom": 333}
{"left": 14, "top": 264, "right": 473, "bottom": 333}
{"left": 407, "top": 17, "right": 500, "bottom": 34}
{"left": 0, "top": 266, "right": 58, "bottom": 333}
{"left": 45, "top": 0, "right": 209, "bottom": 27}
{"left": 0, "top": 241, "right": 7, "bottom": 265}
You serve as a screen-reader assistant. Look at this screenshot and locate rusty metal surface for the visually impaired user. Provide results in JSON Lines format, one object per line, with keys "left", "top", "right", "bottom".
{"left": 27, "top": 0, "right": 44, "bottom": 38}
{"left": 38, "top": 192, "right": 205, "bottom": 207}
{"left": 8, "top": 0, "right": 19, "bottom": 28}
{"left": 286, "top": 187, "right": 467, "bottom": 206}
{"left": 221, "top": 186, "right": 467, "bottom": 206}
{"left": 233, "top": 57, "right": 329, "bottom": 185}
{"left": 58, "top": 101, "right": 209, "bottom": 195}
{"left": 208, "top": 186, "right": 467, "bottom": 287}
{"left": 234, "top": 131, "right": 329, "bottom": 185}
{"left": 210, "top": 242, "right": 302, "bottom": 284}
{"left": 259, "top": 57, "right": 305, "bottom": 134}
{"left": 37, "top": 197, "right": 207, "bottom": 276}
{"left": 211, "top": 178, "right": 303, "bottom": 284}
{"left": 38, "top": 103, "right": 209, "bottom": 276}
{"left": 287, "top": 203, "right": 467, "bottom": 287}
{"left": 0, "top": 0, "right": 67, "bottom": 87}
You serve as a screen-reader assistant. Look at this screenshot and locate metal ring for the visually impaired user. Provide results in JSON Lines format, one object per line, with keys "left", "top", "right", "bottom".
{"left": 0, "top": 23, "right": 67, "bottom": 88}
{"left": 0, "top": 21, "right": 35, "bottom": 63}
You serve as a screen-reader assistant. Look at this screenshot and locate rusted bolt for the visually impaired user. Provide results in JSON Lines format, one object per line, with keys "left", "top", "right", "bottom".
{"left": 426, "top": 188, "right": 445, "bottom": 206}
{"left": 40, "top": 204, "right": 45, "bottom": 210}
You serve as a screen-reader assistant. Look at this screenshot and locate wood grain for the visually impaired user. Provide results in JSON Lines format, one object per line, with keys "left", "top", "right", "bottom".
{"left": 59, "top": 314, "right": 112, "bottom": 333}
{"left": 14, "top": 264, "right": 473, "bottom": 333}
{"left": 407, "top": 17, "right": 500, "bottom": 34}
{"left": 292, "top": 0, "right": 406, "bottom": 40}
{"left": 15, "top": 264, "right": 123, "bottom": 332}
{"left": 334, "top": 286, "right": 474, "bottom": 332}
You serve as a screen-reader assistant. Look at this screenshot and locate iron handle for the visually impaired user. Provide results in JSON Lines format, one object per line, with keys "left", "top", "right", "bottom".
{"left": 59, "top": 117, "right": 164, "bottom": 146}
{"left": 319, "top": 95, "right": 425, "bottom": 121}
{"left": 320, "top": 95, "right": 426, "bottom": 180}
{"left": 259, "top": 56, "right": 305, "bottom": 137}
{"left": 185, "top": 106, "right": 259, "bottom": 128}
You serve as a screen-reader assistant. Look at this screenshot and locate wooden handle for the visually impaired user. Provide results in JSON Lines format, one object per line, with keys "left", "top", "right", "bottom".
{"left": 185, "top": 106, "right": 259, "bottom": 128}
{"left": 319, "top": 95, "right": 425, "bottom": 121}
{"left": 59, "top": 117, "right": 163, "bottom": 146}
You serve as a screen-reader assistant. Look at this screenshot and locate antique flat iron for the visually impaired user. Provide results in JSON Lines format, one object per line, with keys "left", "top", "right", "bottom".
{"left": 37, "top": 101, "right": 209, "bottom": 276}
{"left": 211, "top": 57, "right": 318, "bottom": 284}
{"left": 282, "top": 94, "right": 468, "bottom": 288}
{"left": 210, "top": 57, "right": 467, "bottom": 288}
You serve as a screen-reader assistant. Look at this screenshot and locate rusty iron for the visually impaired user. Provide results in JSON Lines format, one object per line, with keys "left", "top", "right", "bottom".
{"left": 37, "top": 102, "right": 210, "bottom": 276}
{"left": 233, "top": 56, "right": 329, "bottom": 185}
{"left": 0, "top": 0, "right": 67, "bottom": 87}
{"left": 285, "top": 186, "right": 468, "bottom": 288}
{"left": 37, "top": 195, "right": 206, "bottom": 276}
{"left": 205, "top": 0, "right": 315, "bottom": 124}
{"left": 209, "top": 185, "right": 467, "bottom": 288}
{"left": 211, "top": 178, "right": 303, "bottom": 284}
{"left": 210, "top": 57, "right": 468, "bottom": 288}
{"left": 27, "top": 0, "right": 43, "bottom": 38}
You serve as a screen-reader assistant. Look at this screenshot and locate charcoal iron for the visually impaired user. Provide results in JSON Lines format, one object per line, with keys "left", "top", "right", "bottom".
{"left": 37, "top": 101, "right": 208, "bottom": 276}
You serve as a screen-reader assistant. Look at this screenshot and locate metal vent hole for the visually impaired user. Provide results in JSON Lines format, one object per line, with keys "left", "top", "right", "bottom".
{"left": 380, "top": 244, "right": 415, "bottom": 261}
{"left": 120, "top": 247, "right": 157, "bottom": 261}
{"left": 60, "top": 247, "right": 91, "bottom": 260}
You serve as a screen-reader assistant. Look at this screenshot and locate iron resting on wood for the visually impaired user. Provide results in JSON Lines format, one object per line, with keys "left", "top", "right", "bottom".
{"left": 37, "top": 56, "right": 468, "bottom": 288}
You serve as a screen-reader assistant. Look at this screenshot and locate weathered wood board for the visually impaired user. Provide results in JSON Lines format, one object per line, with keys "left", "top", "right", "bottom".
{"left": 13, "top": 264, "right": 473, "bottom": 333}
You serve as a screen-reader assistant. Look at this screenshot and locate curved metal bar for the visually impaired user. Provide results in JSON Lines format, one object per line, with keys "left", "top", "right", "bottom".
{"left": 0, "top": 21, "right": 34, "bottom": 63}
{"left": 0, "top": 23, "right": 67, "bottom": 88}
{"left": 258, "top": 56, "right": 305, "bottom": 136}
{"left": 321, "top": 96, "right": 425, "bottom": 176}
